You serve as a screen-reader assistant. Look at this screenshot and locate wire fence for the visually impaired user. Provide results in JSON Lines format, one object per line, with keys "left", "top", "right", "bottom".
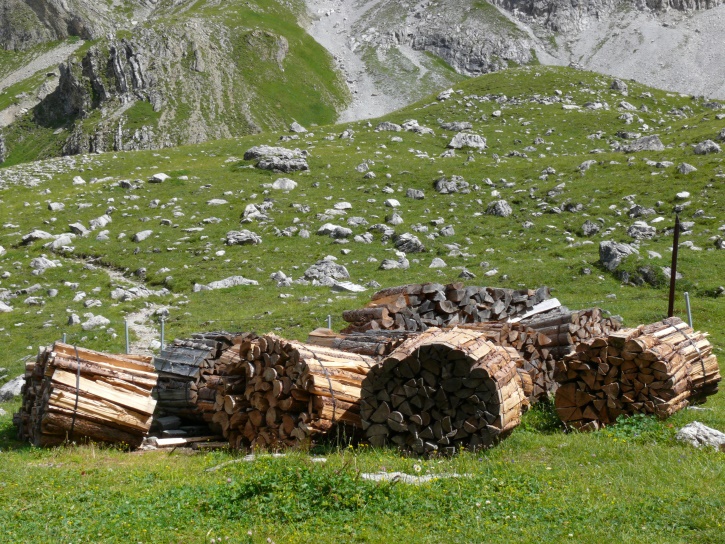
{"left": 53, "top": 312, "right": 345, "bottom": 356}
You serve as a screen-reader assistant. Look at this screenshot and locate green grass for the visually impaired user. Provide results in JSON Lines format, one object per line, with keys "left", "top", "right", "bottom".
{"left": 1, "top": 65, "right": 725, "bottom": 541}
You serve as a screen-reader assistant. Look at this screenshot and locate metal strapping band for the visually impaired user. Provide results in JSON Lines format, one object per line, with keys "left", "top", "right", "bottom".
{"left": 315, "top": 358, "right": 337, "bottom": 424}
{"left": 69, "top": 345, "right": 82, "bottom": 441}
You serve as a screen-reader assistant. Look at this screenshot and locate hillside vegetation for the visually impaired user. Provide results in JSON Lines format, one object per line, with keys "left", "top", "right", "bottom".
{"left": 1, "top": 66, "right": 724, "bottom": 542}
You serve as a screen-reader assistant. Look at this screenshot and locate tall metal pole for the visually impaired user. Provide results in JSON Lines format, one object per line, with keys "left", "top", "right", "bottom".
{"left": 124, "top": 320, "right": 130, "bottom": 354}
{"left": 62, "top": 333, "right": 67, "bottom": 344}
{"left": 667, "top": 214, "right": 680, "bottom": 317}
{"left": 327, "top": 314, "right": 332, "bottom": 329}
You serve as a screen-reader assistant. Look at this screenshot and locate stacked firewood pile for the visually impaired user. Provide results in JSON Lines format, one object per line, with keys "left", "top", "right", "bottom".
{"left": 203, "top": 334, "right": 375, "bottom": 449}
{"left": 360, "top": 328, "right": 527, "bottom": 455}
{"left": 342, "top": 282, "right": 550, "bottom": 332}
{"left": 14, "top": 343, "right": 157, "bottom": 448}
{"left": 554, "top": 317, "right": 720, "bottom": 431}
{"left": 153, "top": 332, "right": 240, "bottom": 423}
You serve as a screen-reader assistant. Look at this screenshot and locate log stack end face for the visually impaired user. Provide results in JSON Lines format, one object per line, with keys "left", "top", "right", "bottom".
{"left": 361, "top": 328, "right": 526, "bottom": 456}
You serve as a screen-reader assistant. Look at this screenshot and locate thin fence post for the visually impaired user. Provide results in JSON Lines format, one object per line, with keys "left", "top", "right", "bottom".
{"left": 327, "top": 314, "right": 332, "bottom": 329}
{"left": 124, "top": 320, "right": 130, "bottom": 354}
{"left": 62, "top": 333, "right": 67, "bottom": 344}
{"left": 684, "top": 292, "right": 693, "bottom": 328}
{"left": 668, "top": 214, "right": 680, "bottom": 317}
{"left": 160, "top": 316, "right": 165, "bottom": 350}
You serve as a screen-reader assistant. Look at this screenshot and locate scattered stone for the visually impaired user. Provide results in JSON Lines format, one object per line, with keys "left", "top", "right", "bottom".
{"left": 676, "top": 422, "right": 725, "bottom": 450}
{"left": 193, "top": 276, "right": 259, "bottom": 292}
{"left": 439, "top": 225, "right": 455, "bottom": 237}
{"left": 30, "top": 256, "right": 61, "bottom": 272}
{"left": 448, "top": 132, "right": 486, "bottom": 150}
{"left": 579, "top": 160, "right": 597, "bottom": 172}
{"left": 317, "top": 223, "right": 352, "bottom": 239}
{"left": 21, "top": 230, "right": 53, "bottom": 245}
{"left": 694, "top": 140, "right": 721, "bottom": 155}
{"left": 458, "top": 269, "right": 476, "bottom": 279}
{"left": 440, "top": 121, "right": 472, "bottom": 131}
{"left": 69, "top": 222, "right": 90, "bottom": 236}
{"left": 611, "top": 79, "right": 628, "bottom": 94}
{"left": 0, "top": 301, "right": 13, "bottom": 313}
{"left": 437, "top": 88, "right": 454, "bottom": 101}
{"left": 627, "top": 221, "right": 656, "bottom": 240}
{"left": 207, "top": 199, "right": 228, "bottom": 206}
{"left": 81, "top": 314, "right": 111, "bottom": 331}
{"left": 677, "top": 163, "right": 697, "bottom": 174}
{"left": 133, "top": 230, "right": 153, "bottom": 242}
{"left": 149, "top": 173, "right": 170, "bottom": 183}
{"left": 718, "top": 128, "right": 725, "bottom": 141}
{"left": 304, "top": 258, "right": 350, "bottom": 284}
{"left": 0, "top": 375, "right": 24, "bottom": 401}
{"left": 434, "top": 175, "right": 469, "bottom": 194}
{"left": 331, "top": 281, "right": 366, "bottom": 293}
{"left": 272, "top": 178, "right": 297, "bottom": 190}
{"left": 289, "top": 122, "right": 307, "bottom": 133}
{"left": 394, "top": 233, "right": 426, "bottom": 253}
{"left": 599, "top": 241, "right": 639, "bottom": 271}
{"left": 384, "top": 199, "right": 401, "bottom": 208}
{"left": 406, "top": 188, "right": 425, "bottom": 200}
{"left": 379, "top": 256, "right": 410, "bottom": 270}
{"left": 376, "top": 121, "right": 402, "bottom": 132}
{"left": 72, "top": 176, "right": 86, "bottom": 185}
{"left": 243, "top": 146, "right": 306, "bottom": 161}
{"left": 0, "top": 245, "right": 4, "bottom": 256}
{"left": 387, "top": 213, "right": 404, "bottom": 226}
{"left": 486, "top": 200, "right": 512, "bottom": 218}
{"left": 110, "top": 286, "right": 170, "bottom": 302}
{"left": 429, "top": 257, "right": 447, "bottom": 268}
{"left": 676, "top": 191, "right": 690, "bottom": 200}
{"left": 622, "top": 135, "right": 665, "bottom": 153}
{"left": 257, "top": 156, "right": 309, "bottom": 172}
{"left": 226, "top": 230, "right": 262, "bottom": 245}
{"left": 581, "top": 220, "right": 600, "bottom": 237}
{"left": 48, "top": 202, "right": 65, "bottom": 212}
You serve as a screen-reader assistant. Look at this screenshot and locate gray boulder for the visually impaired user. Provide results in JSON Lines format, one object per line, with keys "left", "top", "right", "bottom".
{"left": 0, "top": 375, "right": 24, "bottom": 402}
{"left": 244, "top": 146, "right": 306, "bottom": 161}
{"left": 133, "top": 230, "right": 153, "bottom": 242}
{"left": 81, "top": 314, "right": 111, "bottom": 331}
{"left": 694, "top": 140, "right": 721, "bottom": 155}
{"left": 627, "top": 221, "right": 656, "bottom": 240}
{"left": 581, "top": 220, "right": 600, "bottom": 237}
{"left": 486, "top": 200, "right": 513, "bottom": 218}
{"left": 448, "top": 132, "right": 487, "bottom": 150}
{"left": 599, "top": 241, "right": 639, "bottom": 271}
{"left": 149, "top": 173, "right": 170, "bottom": 183}
{"left": 622, "top": 135, "right": 665, "bottom": 153}
{"left": 69, "top": 222, "right": 90, "bottom": 236}
{"left": 304, "top": 258, "right": 350, "bottom": 281}
{"left": 317, "top": 223, "right": 352, "bottom": 239}
{"left": 331, "top": 281, "right": 366, "bottom": 293}
{"left": 718, "top": 128, "right": 725, "bottom": 141}
{"left": 611, "top": 78, "right": 628, "bottom": 94}
{"left": 440, "top": 121, "right": 472, "bottom": 132}
{"left": 0, "top": 245, "right": 5, "bottom": 256}
{"left": 379, "top": 256, "right": 410, "bottom": 270}
{"left": 676, "top": 422, "right": 725, "bottom": 450}
{"left": 257, "top": 156, "right": 309, "bottom": 172}
{"left": 677, "top": 163, "right": 697, "bottom": 174}
{"left": 406, "top": 188, "right": 425, "bottom": 200}
{"left": 226, "top": 230, "right": 262, "bottom": 245}
{"left": 289, "top": 122, "right": 307, "bottom": 133}
{"left": 21, "top": 230, "right": 54, "bottom": 245}
{"left": 429, "top": 258, "right": 447, "bottom": 268}
{"left": 434, "top": 175, "right": 469, "bottom": 194}
{"left": 579, "top": 160, "right": 597, "bottom": 172}
{"left": 48, "top": 202, "right": 65, "bottom": 212}
{"left": 376, "top": 121, "right": 402, "bottom": 132}
{"left": 394, "top": 233, "right": 426, "bottom": 253}
{"left": 0, "top": 301, "right": 13, "bottom": 313}
{"left": 272, "top": 178, "right": 297, "bottom": 190}
{"left": 193, "top": 276, "right": 259, "bottom": 292}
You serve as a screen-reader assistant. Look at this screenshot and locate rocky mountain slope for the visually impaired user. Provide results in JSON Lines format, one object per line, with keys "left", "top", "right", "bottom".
{"left": 0, "top": 0, "right": 348, "bottom": 165}
{"left": 2, "top": 0, "right": 725, "bottom": 166}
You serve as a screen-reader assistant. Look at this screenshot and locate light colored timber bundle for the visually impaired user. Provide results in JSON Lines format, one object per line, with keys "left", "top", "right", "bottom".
{"left": 208, "top": 334, "right": 375, "bottom": 449}
{"left": 14, "top": 343, "right": 157, "bottom": 448}
{"left": 360, "top": 327, "right": 527, "bottom": 456}
{"left": 342, "top": 282, "right": 550, "bottom": 333}
{"left": 554, "top": 317, "right": 720, "bottom": 431}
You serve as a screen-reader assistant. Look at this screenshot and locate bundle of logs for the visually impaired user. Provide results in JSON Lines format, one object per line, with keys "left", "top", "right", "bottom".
{"left": 360, "top": 328, "right": 528, "bottom": 455}
{"left": 312, "top": 308, "right": 621, "bottom": 404}
{"left": 554, "top": 317, "right": 721, "bottom": 431}
{"left": 153, "top": 332, "right": 239, "bottom": 423}
{"left": 14, "top": 343, "right": 157, "bottom": 448}
{"left": 203, "top": 335, "right": 375, "bottom": 449}
{"left": 342, "top": 282, "right": 550, "bottom": 333}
